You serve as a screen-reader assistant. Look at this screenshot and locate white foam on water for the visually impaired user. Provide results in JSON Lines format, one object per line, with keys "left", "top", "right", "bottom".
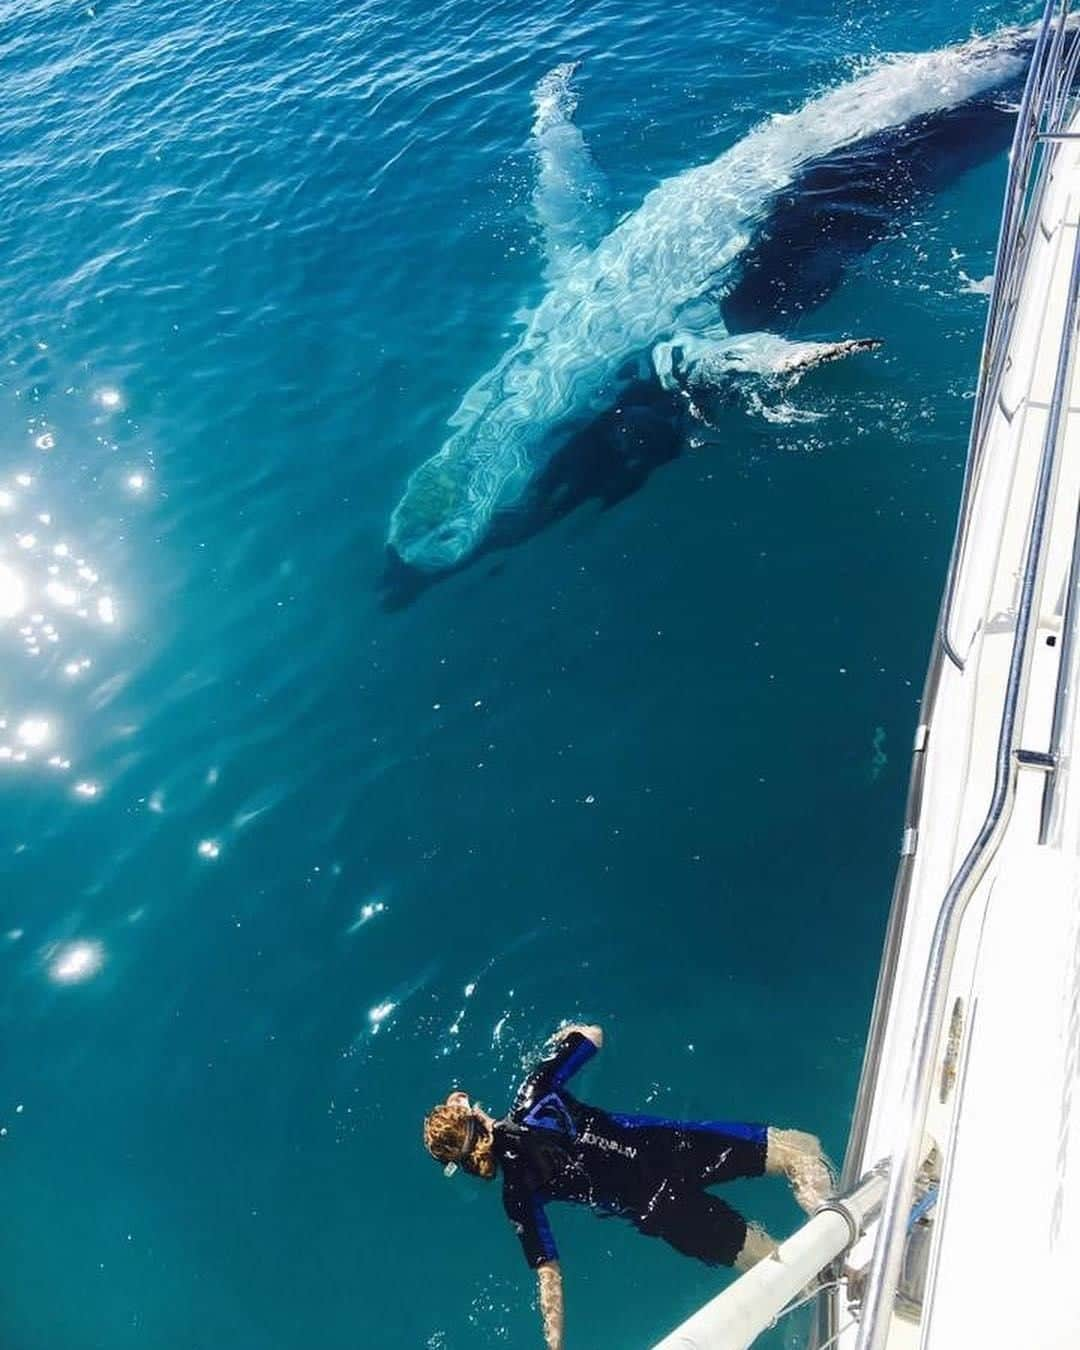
{"left": 531, "top": 61, "right": 579, "bottom": 137}
{"left": 960, "top": 270, "right": 995, "bottom": 295}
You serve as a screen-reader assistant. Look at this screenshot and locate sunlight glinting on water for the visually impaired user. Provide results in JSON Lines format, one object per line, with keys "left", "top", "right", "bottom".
{"left": 346, "top": 897, "right": 387, "bottom": 933}
{"left": 368, "top": 1001, "right": 396, "bottom": 1031}
{"left": 48, "top": 938, "right": 105, "bottom": 984}
{"left": 0, "top": 458, "right": 123, "bottom": 796}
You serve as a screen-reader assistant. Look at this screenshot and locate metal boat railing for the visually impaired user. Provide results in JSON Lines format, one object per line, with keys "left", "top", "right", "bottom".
{"left": 940, "top": 0, "right": 1080, "bottom": 669}
{"left": 651, "top": 1170, "right": 888, "bottom": 1350}
{"left": 837, "top": 4, "right": 1080, "bottom": 1349}
{"left": 643, "top": 12, "right": 1080, "bottom": 1346}
{"left": 839, "top": 0, "right": 1080, "bottom": 1206}
{"left": 856, "top": 182, "right": 1080, "bottom": 1350}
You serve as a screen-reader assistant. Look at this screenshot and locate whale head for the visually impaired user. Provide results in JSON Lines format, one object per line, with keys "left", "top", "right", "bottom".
{"left": 387, "top": 438, "right": 491, "bottom": 572}
{"left": 388, "top": 382, "right": 547, "bottom": 572}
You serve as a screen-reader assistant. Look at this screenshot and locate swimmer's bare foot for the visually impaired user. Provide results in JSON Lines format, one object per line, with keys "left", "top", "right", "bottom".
{"left": 766, "top": 1128, "right": 835, "bottom": 1214}
{"left": 734, "top": 1222, "right": 779, "bottom": 1271}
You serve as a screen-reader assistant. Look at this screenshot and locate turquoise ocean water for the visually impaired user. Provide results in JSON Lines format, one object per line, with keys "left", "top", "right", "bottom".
{"left": 0, "top": 1, "right": 1033, "bottom": 1346}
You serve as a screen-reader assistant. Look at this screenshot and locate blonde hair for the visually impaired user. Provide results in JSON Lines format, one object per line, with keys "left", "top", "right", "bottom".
{"left": 423, "top": 1103, "right": 497, "bottom": 1180}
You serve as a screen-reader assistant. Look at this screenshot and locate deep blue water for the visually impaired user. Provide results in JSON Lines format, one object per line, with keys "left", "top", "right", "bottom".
{"left": 0, "top": 2, "right": 1030, "bottom": 1347}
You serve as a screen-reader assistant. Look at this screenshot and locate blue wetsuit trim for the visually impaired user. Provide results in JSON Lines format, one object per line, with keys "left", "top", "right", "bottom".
{"left": 523, "top": 1092, "right": 578, "bottom": 1137}
{"left": 549, "top": 1035, "right": 596, "bottom": 1087}
{"left": 530, "top": 1193, "right": 558, "bottom": 1262}
{"left": 609, "top": 1113, "right": 767, "bottom": 1145}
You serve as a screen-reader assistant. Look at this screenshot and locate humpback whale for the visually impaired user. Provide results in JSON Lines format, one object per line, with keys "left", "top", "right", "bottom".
{"left": 388, "top": 32, "right": 1027, "bottom": 573}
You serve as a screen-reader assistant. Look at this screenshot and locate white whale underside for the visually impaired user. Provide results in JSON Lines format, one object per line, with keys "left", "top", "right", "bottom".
{"left": 388, "top": 33, "right": 1026, "bottom": 572}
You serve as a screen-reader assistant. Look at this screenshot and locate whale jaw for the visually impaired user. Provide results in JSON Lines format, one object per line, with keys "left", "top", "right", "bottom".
{"left": 387, "top": 495, "right": 482, "bottom": 571}
{"left": 388, "top": 519, "right": 478, "bottom": 572}
{"left": 387, "top": 457, "right": 485, "bottom": 571}
{"left": 388, "top": 418, "right": 531, "bottom": 571}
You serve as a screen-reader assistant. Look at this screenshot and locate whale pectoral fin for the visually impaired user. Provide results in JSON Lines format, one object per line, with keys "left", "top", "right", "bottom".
{"left": 654, "top": 330, "right": 882, "bottom": 425}
{"left": 754, "top": 335, "right": 883, "bottom": 381}
{"left": 531, "top": 62, "right": 611, "bottom": 276}
{"left": 656, "top": 330, "right": 882, "bottom": 386}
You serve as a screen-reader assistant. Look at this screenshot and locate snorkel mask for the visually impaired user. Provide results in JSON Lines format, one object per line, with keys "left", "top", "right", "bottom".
{"left": 444, "top": 1111, "right": 480, "bottom": 1177}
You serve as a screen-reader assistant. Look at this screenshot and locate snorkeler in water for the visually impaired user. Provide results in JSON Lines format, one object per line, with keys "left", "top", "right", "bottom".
{"left": 423, "top": 1023, "right": 833, "bottom": 1350}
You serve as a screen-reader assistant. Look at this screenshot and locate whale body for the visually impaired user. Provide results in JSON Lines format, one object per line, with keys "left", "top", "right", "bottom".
{"left": 388, "top": 33, "right": 1026, "bottom": 572}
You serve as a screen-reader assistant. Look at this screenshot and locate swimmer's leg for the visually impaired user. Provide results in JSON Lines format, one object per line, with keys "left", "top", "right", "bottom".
{"left": 661, "top": 1118, "right": 770, "bottom": 1188}
{"left": 765, "top": 1127, "right": 835, "bottom": 1214}
{"left": 634, "top": 1187, "right": 777, "bottom": 1269}
{"left": 610, "top": 1114, "right": 771, "bottom": 1186}
{"left": 611, "top": 1115, "right": 833, "bottom": 1211}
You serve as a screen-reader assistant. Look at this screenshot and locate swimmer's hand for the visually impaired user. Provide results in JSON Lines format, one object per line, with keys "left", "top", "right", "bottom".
{"left": 537, "top": 1260, "right": 564, "bottom": 1350}
{"left": 553, "top": 1023, "right": 603, "bottom": 1049}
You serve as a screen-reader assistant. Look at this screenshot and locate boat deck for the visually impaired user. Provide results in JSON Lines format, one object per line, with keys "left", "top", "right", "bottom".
{"left": 645, "top": 14, "right": 1080, "bottom": 1349}
{"left": 837, "top": 72, "right": 1080, "bottom": 1350}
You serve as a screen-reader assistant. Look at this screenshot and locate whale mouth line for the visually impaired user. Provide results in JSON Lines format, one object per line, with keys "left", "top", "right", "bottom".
{"left": 388, "top": 509, "right": 482, "bottom": 572}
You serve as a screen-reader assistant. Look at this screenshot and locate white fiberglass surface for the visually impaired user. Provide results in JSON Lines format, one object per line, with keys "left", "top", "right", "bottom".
{"left": 838, "top": 114, "right": 1080, "bottom": 1350}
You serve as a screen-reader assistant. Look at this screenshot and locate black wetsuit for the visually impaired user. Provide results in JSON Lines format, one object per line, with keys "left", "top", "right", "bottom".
{"left": 494, "top": 1032, "right": 768, "bottom": 1269}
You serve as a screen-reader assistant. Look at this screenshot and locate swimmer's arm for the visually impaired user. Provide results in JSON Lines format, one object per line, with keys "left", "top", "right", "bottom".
{"left": 536, "top": 1260, "right": 564, "bottom": 1350}
{"left": 554, "top": 1023, "right": 603, "bottom": 1048}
